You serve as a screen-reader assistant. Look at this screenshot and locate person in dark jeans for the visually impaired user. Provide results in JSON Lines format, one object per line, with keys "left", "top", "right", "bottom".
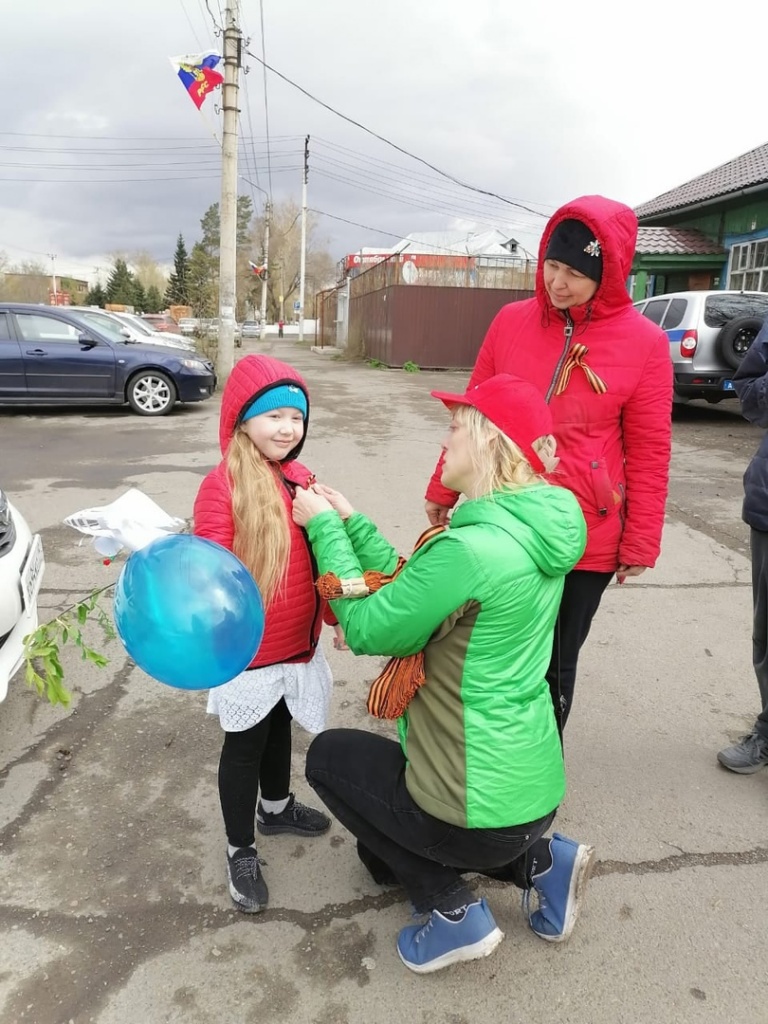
{"left": 424, "top": 197, "right": 673, "bottom": 733}
{"left": 718, "top": 316, "right": 768, "bottom": 773}
{"left": 293, "top": 374, "right": 595, "bottom": 974}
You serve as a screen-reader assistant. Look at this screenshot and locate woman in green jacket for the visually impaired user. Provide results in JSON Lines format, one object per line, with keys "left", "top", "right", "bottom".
{"left": 292, "top": 374, "right": 593, "bottom": 975}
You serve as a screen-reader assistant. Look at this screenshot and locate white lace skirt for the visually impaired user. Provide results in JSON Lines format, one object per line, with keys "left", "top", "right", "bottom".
{"left": 206, "top": 645, "right": 333, "bottom": 734}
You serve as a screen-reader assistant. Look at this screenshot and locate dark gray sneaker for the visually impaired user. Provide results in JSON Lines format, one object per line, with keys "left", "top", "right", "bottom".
{"left": 256, "top": 794, "right": 331, "bottom": 837}
{"left": 226, "top": 847, "right": 269, "bottom": 913}
{"left": 717, "top": 733, "right": 768, "bottom": 774}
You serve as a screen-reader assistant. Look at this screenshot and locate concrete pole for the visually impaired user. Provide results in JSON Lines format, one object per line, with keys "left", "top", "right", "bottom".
{"left": 217, "top": 0, "right": 240, "bottom": 379}
{"left": 298, "top": 135, "right": 309, "bottom": 342}
{"left": 259, "top": 201, "right": 270, "bottom": 339}
{"left": 48, "top": 254, "right": 57, "bottom": 304}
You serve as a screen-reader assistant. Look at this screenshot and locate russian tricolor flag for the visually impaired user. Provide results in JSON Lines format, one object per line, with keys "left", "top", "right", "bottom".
{"left": 169, "top": 51, "right": 224, "bottom": 110}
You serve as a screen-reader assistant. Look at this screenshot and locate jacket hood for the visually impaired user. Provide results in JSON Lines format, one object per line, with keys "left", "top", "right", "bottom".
{"left": 536, "top": 195, "right": 637, "bottom": 322}
{"left": 451, "top": 483, "right": 586, "bottom": 577}
{"left": 218, "top": 355, "right": 310, "bottom": 460}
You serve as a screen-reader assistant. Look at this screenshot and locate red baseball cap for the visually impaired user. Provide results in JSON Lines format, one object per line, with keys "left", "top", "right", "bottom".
{"left": 431, "top": 374, "right": 553, "bottom": 474}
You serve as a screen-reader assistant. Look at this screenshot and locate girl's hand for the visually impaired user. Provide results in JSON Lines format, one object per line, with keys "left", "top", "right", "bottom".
{"left": 332, "top": 624, "right": 349, "bottom": 650}
{"left": 313, "top": 484, "right": 355, "bottom": 520}
{"left": 292, "top": 486, "right": 333, "bottom": 526}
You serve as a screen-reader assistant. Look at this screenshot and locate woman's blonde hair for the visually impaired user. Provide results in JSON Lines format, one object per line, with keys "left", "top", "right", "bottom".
{"left": 226, "top": 427, "right": 290, "bottom": 605}
{"left": 453, "top": 404, "right": 559, "bottom": 497}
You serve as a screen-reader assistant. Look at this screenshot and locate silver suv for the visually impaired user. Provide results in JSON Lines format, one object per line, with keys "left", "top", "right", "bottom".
{"left": 633, "top": 290, "right": 768, "bottom": 403}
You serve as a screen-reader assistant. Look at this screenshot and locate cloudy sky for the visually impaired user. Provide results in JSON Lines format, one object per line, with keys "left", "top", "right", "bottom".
{"left": 4, "top": 0, "right": 766, "bottom": 283}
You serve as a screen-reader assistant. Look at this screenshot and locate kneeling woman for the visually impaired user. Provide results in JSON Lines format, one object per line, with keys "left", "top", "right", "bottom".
{"left": 292, "top": 374, "right": 592, "bottom": 974}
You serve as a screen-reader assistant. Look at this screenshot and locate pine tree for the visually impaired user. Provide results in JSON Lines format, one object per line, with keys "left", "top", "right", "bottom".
{"left": 187, "top": 242, "right": 217, "bottom": 317}
{"left": 105, "top": 259, "right": 137, "bottom": 305}
{"left": 132, "top": 279, "right": 147, "bottom": 313}
{"left": 200, "top": 196, "right": 253, "bottom": 256}
{"left": 84, "top": 283, "right": 107, "bottom": 307}
{"left": 165, "top": 233, "right": 190, "bottom": 305}
{"left": 145, "top": 285, "right": 163, "bottom": 313}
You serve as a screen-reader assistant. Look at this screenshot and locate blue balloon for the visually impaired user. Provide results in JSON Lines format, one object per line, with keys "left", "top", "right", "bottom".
{"left": 113, "top": 534, "right": 264, "bottom": 690}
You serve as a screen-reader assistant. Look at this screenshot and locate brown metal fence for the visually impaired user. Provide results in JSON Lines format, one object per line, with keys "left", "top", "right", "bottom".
{"left": 348, "top": 285, "right": 534, "bottom": 369}
{"left": 316, "top": 287, "right": 338, "bottom": 348}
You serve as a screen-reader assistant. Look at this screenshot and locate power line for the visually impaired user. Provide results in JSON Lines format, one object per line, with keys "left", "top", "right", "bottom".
{"left": 257, "top": 0, "right": 273, "bottom": 199}
{"left": 0, "top": 174, "right": 223, "bottom": 183}
{"left": 313, "top": 136, "right": 556, "bottom": 214}
{"left": 244, "top": 48, "right": 548, "bottom": 218}
{"left": 310, "top": 151, "right": 545, "bottom": 229}
{"left": 309, "top": 208, "right": 408, "bottom": 241}
{"left": 203, "top": 0, "right": 222, "bottom": 32}
{"left": 311, "top": 167, "right": 535, "bottom": 234}
{"left": 0, "top": 131, "right": 302, "bottom": 142}
{"left": 178, "top": 0, "right": 205, "bottom": 48}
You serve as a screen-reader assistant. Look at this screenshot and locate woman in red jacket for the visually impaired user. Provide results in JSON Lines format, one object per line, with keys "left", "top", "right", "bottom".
{"left": 194, "top": 354, "right": 337, "bottom": 913}
{"left": 425, "top": 196, "right": 673, "bottom": 734}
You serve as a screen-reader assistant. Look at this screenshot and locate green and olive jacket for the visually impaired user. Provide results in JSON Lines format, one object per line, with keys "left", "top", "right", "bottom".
{"left": 305, "top": 483, "right": 586, "bottom": 828}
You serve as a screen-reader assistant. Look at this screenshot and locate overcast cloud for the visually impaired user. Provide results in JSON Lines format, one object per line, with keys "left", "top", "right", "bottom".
{"left": 3, "top": 0, "right": 766, "bottom": 283}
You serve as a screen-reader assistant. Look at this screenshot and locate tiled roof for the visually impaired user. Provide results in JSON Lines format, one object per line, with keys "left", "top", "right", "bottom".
{"left": 635, "top": 226, "right": 724, "bottom": 256}
{"left": 635, "top": 142, "right": 768, "bottom": 219}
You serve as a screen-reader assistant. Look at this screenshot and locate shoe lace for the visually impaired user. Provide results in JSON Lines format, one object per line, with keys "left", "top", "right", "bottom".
{"left": 414, "top": 914, "right": 435, "bottom": 945}
{"left": 233, "top": 853, "right": 262, "bottom": 880}
{"left": 522, "top": 883, "right": 546, "bottom": 922}
{"left": 290, "top": 799, "right": 317, "bottom": 823}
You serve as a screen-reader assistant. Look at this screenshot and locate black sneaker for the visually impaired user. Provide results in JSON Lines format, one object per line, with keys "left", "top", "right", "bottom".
{"left": 717, "top": 733, "right": 768, "bottom": 774}
{"left": 256, "top": 794, "right": 331, "bottom": 837}
{"left": 226, "top": 847, "right": 269, "bottom": 913}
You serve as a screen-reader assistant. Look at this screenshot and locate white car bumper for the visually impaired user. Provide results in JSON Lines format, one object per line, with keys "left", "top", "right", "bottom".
{"left": 0, "top": 504, "right": 45, "bottom": 702}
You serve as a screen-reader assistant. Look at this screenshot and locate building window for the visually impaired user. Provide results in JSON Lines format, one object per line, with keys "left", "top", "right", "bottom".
{"left": 729, "top": 241, "right": 768, "bottom": 291}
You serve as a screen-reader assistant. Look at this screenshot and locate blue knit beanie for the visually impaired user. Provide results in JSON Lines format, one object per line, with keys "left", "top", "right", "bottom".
{"left": 242, "top": 383, "right": 308, "bottom": 422}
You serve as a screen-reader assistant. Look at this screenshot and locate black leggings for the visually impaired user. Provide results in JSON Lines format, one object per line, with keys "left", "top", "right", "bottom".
{"left": 546, "top": 569, "right": 614, "bottom": 734}
{"left": 218, "top": 698, "right": 293, "bottom": 848}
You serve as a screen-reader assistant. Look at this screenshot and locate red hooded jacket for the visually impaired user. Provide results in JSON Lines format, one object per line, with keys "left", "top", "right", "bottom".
{"left": 193, "top": 355, "right": 333, "bottom": 668}
{"left": 426, "top": 195, "right": 673, "bottom": 572}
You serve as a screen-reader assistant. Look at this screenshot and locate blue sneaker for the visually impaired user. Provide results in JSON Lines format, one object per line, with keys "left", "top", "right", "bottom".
{"left": 523, "top": 833, "right": 595, "bottom": 942}
{"left": 396, "top": 899, "right": 503, "bottom": 974}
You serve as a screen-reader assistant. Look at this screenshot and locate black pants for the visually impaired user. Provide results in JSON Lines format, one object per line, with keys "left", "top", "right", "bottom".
{"left": 306, "top": 729, "right": 555, "bottom": 915}
{"left": 218, "top": 698, "right": 293, "bottom": 848}
{"left": 546, "top": 569, "right": 614, "bottom": 734}
{"left": 749, "top": 529, "right": 768, "bottom": 741}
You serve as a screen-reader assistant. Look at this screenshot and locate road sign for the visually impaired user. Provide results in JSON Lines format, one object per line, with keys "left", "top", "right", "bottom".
{"left": 293, "top": 301, "right": 301, "bottom": 312}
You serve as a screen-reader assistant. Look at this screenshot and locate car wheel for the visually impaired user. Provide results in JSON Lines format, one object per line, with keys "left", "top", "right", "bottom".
{"left": 717, "top": 316, "right": 764, "bottom": 370}
{"left": 126, "top": 370, "right": 177, "bottom": 416}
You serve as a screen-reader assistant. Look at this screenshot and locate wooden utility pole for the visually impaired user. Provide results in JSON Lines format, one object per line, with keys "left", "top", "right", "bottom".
{"left": 217, "top": 0, "right": 241, "bottom": 379}
{"left": 259, "top": 201, "right": 270, "bottom": 339}
{"left": 298, "top": 135, "right": 309, "bottom": 342}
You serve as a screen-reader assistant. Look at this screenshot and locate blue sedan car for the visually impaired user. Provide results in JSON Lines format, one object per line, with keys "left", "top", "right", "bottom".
{"left": 0, "top": 303, "right": 216, "bottom": 416}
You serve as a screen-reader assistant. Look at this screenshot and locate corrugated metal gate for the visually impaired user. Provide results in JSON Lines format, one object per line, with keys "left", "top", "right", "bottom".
{"left": 348, "top": 285, "right": 534, "bottom": 369}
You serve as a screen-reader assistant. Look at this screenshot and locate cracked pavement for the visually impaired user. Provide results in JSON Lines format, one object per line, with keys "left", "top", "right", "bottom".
{"left": 2, "top": 340, "right": 767, "bottom": 1024}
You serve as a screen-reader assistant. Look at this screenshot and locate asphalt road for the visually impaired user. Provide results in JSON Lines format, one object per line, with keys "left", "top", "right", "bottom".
{"left": 1, "top": 341, "right": 767, "bottom": 1024}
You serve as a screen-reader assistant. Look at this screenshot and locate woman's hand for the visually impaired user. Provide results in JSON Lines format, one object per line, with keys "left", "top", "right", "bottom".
{"left": 292, "top": 486, "right": 333, "bottom": 527}
{"left": 425, "top": 500, "right": 451, "bottom": 526}
{"left": 616, "top": 564, "right": 647, "bottom": 585}
{"left": 313, "top": 484, "right": 355, "bottom": 520}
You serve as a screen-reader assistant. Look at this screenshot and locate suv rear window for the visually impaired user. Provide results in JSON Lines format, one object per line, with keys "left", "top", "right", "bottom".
{"left": 662, "top": 298, "right": 688, "bottom": 330}
{"left": 704, "top": 294, "right": 768, "bottom": 327}
{"left": 641, "top": 299, "right": 669, "bottom": 325}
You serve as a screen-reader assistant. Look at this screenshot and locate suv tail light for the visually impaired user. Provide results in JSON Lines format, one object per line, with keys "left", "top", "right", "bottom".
{"left": 680, "top": 330, "right": 698, "bottom": 358}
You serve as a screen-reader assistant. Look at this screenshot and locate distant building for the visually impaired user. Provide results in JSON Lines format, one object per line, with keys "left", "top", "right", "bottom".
{"left": 343, "top": 229, "right": 525, "bottom": 285}
{"left": 0, "top": 272, "right": 89, "bottom": 305}
{"left": 631, "top": 141, "right": 768, "bottom": 299}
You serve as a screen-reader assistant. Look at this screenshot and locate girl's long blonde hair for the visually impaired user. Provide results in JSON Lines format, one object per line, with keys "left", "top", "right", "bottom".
{"left": 226, "top": 427, "right": 290, "bottom": 606}
{"left": 454, "top": 404, "right": 559, "bottom": 497}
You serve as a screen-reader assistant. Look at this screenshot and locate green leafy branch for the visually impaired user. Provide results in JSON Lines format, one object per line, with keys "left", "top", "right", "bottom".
{"left": 23, "top": 586, "right": 117, "bottom": 707}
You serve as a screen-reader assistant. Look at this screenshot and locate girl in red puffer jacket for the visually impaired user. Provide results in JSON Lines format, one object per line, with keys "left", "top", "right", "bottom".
{"left": 194, "top": 354, "right": 340, "bottom": 914}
